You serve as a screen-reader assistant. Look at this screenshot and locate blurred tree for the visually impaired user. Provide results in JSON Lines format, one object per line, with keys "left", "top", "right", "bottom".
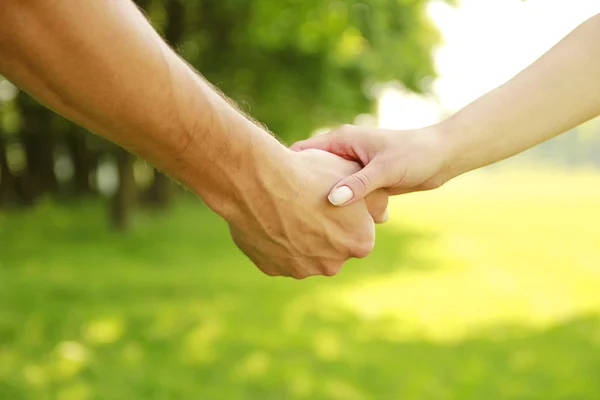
{"left": 0, "top": 127, "right": 14, "bottom": 207}
{"left": 1, "top": 0, "right": 451, "bottom": 226}
{"left": 111, "top": 149, "right": 137, "bottom": 230}
{"left": 65, "top": 124, "right": 97, "bottom": 196}
{"left": 178, "top": 0, "right": 446, "bottom": 141}
{"left": 16, "top": 93, "right": 57, "bottom": 202}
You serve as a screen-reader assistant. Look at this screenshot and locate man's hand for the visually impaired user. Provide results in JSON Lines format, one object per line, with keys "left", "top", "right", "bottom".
{"left": 291, "top": 124, "right": 449, "bottom": 206}
{"left": 0, "top": 0, "right": 388, "bottom": 279}
{"left": 228, "top": 148, "right": 389, "bottom": 279}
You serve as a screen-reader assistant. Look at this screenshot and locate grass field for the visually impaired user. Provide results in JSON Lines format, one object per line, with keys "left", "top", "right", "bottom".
{"left": 1, "top": 169, "right": 599, "bottom": 399}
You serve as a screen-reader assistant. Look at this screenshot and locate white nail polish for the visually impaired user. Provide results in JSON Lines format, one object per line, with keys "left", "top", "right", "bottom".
{"left": 328, "top": 186, "right": 354, "bottom": 206}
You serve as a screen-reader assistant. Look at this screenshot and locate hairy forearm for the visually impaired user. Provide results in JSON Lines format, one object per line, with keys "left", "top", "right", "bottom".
{"left": 0, "top": 0, "right": 286, "bottom": 219}
{"left": 440, "top": 13, "right": 600, "bottom": 179}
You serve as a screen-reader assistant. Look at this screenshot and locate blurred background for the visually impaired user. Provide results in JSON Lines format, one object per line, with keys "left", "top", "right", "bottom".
{"left": 1, "top": 0, "right": 600, "bottom": 399}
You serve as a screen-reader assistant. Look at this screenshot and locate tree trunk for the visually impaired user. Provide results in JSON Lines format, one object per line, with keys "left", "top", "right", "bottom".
{"left": 0, "top": 134, "right": 36, "bottom": 207}
{"left": 164, "top": 0, "right": 185, "bottom": 47}
{"left": 110, "top": 150, "right": 136, "bottom": 231}
{"left": 0, "top": 134, "right": 15, "bottom": 207}
{"left": 146, "top": 171, "right": 173, "bottom": 209}
{"left": 18, "top": 94, "right": 57, "bottom": 201}
{"left": 66, "top": 126, "right": 95, "bottom": 196}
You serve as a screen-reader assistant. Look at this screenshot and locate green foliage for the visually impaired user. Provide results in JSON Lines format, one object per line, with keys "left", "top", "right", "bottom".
{"left": 4, "top": 0, "right": 445, "bottom": 143}
{"left": 163, "top": 0, "right": 444, "bottom": 141}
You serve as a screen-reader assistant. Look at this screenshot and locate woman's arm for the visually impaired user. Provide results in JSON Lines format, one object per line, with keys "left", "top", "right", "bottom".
{"left": 442, "top": 12, "right": 600, "bottom": 180}
{"left": 292, "top": 13, "right": 600, "bottom": 205}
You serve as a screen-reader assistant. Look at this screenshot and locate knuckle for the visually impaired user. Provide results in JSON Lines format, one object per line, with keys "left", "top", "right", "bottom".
{"left": 368, "top": 157, "right": 400, "bottom": 187}
{"left": 421, "top": 176, "right": 445, "bottom": 191}
{"left": 333, "top": 124, "right": 356, "bottom": 136}
{"left": 340, "top": 124, "right": 355, "bottom": 132}
{"left": 351, "top": 172, "right": 371, "bottom": 191}
{"left": 351, "top": 238, "right": 375, "bottom": 259}
{"left": 261, "top": 269, "right": 280, "bottom": 277}
{"left": 258, "top": 264, "right": 280, "bottom": 277}
{"left": 290, "top": 269, "right": 310, "bottom": 280}
{"left": 376, "top": 157, "right": 395, "bottom": 173}
{"left": 322, "top": 263, "right": 342, "bottom": 277}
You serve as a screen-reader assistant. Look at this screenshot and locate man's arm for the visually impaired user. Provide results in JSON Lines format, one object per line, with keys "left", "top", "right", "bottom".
{"left": 0, "top": 0, "right": 283, "bottom": 220}
{"left": 0, "top": 0, "right": 386, "bottom": 278}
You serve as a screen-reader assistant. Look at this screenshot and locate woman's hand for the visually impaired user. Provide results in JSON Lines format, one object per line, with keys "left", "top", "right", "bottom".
{"left": 293, "top": 15, "right": 600, "bottom": 208}
{"left": 291, "top": 124, "right": 451, "bottom": 206}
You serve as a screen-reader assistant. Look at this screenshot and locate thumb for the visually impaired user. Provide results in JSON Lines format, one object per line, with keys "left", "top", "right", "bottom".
{"left": 328, "top": 161, "right": 388, "bottom": 207}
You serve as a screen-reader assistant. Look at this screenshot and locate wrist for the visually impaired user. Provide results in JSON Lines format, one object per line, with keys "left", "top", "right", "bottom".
{"left": 396, "top": 123, "right": 459, "bottom": 189}
{"left": 430, "top": 117, "right": 471, "bottom": 184}
{"left": 152, "top": 68, "right": 296, "bottom": 223}
{"left": 178, "top": 123, "right": 294, "bottom": 224}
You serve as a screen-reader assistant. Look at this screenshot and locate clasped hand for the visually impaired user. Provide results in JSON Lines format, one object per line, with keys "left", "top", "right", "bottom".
{"left": 228, "top": 148, "right": 389, "bottom": 279}
{"left": 229, "top": 123, "right": 450, "bottom": 279}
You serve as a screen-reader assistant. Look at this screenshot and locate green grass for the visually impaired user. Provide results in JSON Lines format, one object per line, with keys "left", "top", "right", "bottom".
{"left": 1, "top": 169, "right": 599, "bottom": 400}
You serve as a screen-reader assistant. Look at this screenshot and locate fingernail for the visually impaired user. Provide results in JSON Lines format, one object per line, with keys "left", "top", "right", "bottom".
{"left": 382, "top": 208, "right": 390, "bottom": 222}
{"left": 328, "top": 186, "right": 354, "bottom": 206}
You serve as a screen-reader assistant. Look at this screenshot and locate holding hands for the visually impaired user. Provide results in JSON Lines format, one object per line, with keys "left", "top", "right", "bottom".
{"left": 228, "top": 147, "right": 390, "bottom": 279}
{"left": 293, "top": 13, "right": 600, "bottom": 216}
{"left": 291, "top": 124, "right": 449, "bottom": 206}
{"left": 2, "top": 0, "right": 598, "bottom": 279}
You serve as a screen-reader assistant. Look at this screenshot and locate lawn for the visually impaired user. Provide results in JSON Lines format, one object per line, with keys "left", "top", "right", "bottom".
{"left": 1, "top": 168, "right": 599, "bottom": 399}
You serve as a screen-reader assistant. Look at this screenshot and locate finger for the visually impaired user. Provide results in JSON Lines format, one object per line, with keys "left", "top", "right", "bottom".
{"left": 327, "top": 160, "right": 389, "bottom": 207}
{"left": 388, "top": 187, "right": 419, "bottom": 196}
{"left": 365, "top": 189, "right": 389, "bottom": 224}
{"left": 290, "top": 134, "right": 338, "bottom": 153}
{"left": 320, "top": 260, "right": 343, "bottom": 277}
{"left": 246, "top": 253, "right": 283, "bottom": 277}
{"left": 290, "top": 125, "right": 362, "bottom": 157}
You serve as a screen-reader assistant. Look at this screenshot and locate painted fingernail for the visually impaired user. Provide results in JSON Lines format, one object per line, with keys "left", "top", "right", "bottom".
{"left": 328, "top": 186, "right": 354, "bottom": 206}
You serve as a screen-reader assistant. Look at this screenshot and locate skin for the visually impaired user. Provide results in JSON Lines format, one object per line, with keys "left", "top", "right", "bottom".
{"left": 292, "top": 13, "right": 600, "bottom": 206}
{"left": 0, "top": 0, "right": 389, "bottom": 279}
